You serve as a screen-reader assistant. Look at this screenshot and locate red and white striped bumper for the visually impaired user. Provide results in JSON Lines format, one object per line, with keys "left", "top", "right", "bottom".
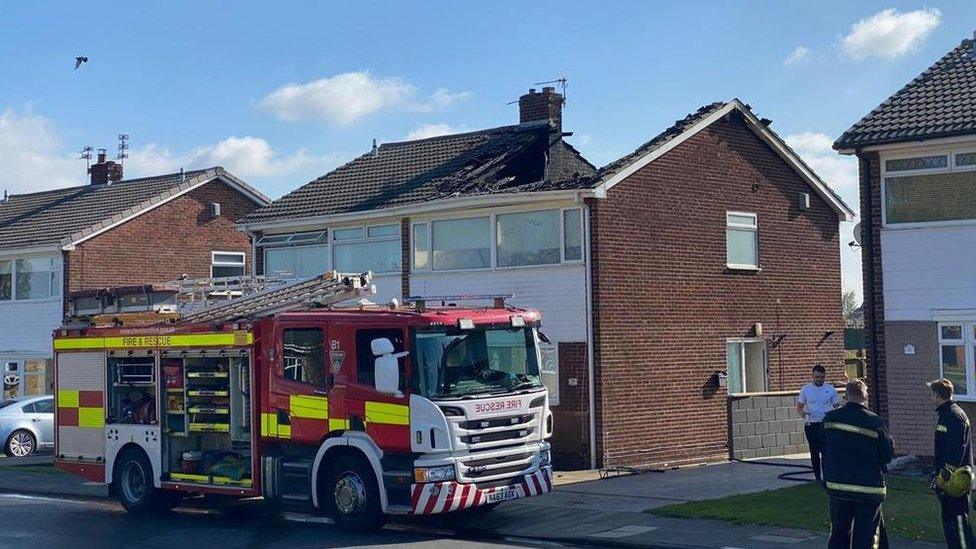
{"left": 410, "top": 466, "right": 553, "bottom": 514}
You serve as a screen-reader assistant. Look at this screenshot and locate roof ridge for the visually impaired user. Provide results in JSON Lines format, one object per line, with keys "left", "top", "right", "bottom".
{"left": 379, "top": 123, "right": 530, "bottom": 148}
{"left": 4, "top": 167, "right": 216, "bottom": 199}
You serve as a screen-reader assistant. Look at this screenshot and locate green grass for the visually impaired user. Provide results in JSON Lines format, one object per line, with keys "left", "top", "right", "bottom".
{"left": 647, "top": 477, "right": 944, "bottom": 543}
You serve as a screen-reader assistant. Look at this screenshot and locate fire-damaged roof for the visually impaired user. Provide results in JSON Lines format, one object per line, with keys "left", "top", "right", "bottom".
{"left": 835, "top": 39, "right": 976, "bottom": 150}
{"left": 239, "top": 122, "right": 596, "bottom": 224}
{"left": 0, "top": 167, "right": 269, "bottom": 250}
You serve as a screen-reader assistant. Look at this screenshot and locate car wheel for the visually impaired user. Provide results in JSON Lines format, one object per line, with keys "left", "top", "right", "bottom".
{"left": 6, "top": 430, "right": 36, "bottom": 457}
{"left": 324, "top": 454, "right": 385, "bottom": 532}
{"left": 114, "top": 449, "right": 170, "bottom": 514}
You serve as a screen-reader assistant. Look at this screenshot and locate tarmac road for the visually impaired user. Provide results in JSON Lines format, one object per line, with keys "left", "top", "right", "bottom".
{"left": 0, "top": 492, "right": 571, "bottom": 549}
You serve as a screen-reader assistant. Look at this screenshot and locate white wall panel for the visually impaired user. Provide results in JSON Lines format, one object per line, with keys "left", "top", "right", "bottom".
{"left": 0, "top": 298, "right": 62, "bottom": 358}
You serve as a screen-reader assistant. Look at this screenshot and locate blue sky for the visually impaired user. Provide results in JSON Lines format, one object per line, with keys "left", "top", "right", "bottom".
{"left": 2, "top": 1, "right": 974, "bottom": 298}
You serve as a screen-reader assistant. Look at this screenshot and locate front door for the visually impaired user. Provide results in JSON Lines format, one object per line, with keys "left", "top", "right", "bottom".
{"left": 264, "top": 323, "right": 330, "bottom": 445}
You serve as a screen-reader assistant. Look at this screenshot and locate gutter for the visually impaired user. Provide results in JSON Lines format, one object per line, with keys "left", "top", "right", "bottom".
{"left": 583, "top": 203, "right": 597, "bottom": 469}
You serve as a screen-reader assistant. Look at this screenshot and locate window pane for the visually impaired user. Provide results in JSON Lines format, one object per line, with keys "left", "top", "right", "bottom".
{"left": 941, "top": 345, "right": 967, "bottom": 395}
{"left": 288, "top": 232, "right": 326, "bottom": 243}
{"left": 885, "top": 173, "right": 976, "bottom": 224}
{"left": 265, "top": 245, "right": 327, "bottom": 277}
{"left": 413, "top": 224, "right": 429, "bottom": 270}
{"left": 333, "top": 227, "right": 363, "bottom": 241}
{"left": 743, "top": 341, "right": 766, "bottom": 393}
{"left": 50, "top": 270, "right": 62, "bottom": 299}
{"left": 956, "top": 152, "right": 976, "bottom": 167}
{"left": 432, "top": 217, "right": 490, "bottom": 270}
{"left": 885, "top": 155, "right": 948, "bottom": 172}
{"left": 334, "top": 240, "right": 401, "bottom": 273}
{"left": 213, "top": 253, "right": 244, "bottom": 264}
{"left": 563, "top": 210, "right": 582, "bottom": 261}
{"left": 33, "top": 398, "right": 53, "bottom": 413}
{"left": 727, "top": 214, "right": 757, "bottom": 227}
{"left": 726, "top": 343, "right": 743, "bottom": 394}
{"left": 0, "top": 260, "right": 10, "bottom": 301}
{"left": 355, "top": 328, "right": 405, "bottom": 386}
{"left": 256, "top": 234, "right": 290, "bottom": 245}
{"left": 942, "top": 325, "right": 964, "bottom": 340}
{"left": 368, "top": 224, "right": 399, "bottom": 238}
{"left": 15, "top": 258, "right": 51, "bottom": 300}
{"left": 496, "top": 210, "right": 561, "bottom": 267}
{"left": 282, "top": 329, "right": 326, "bottom": 386}
{"left": 726, "top": 228, "right": 758, "bottom": 267}
{"left": 213, "top": 265, "right": 246, "bottom": 278}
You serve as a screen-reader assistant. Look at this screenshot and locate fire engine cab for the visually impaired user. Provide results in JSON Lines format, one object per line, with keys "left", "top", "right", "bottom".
{"left": 53, "top": 272, "right": 553, "bottom": 531}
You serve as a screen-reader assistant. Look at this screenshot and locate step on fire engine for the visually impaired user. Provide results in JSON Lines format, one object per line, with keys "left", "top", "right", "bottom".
{"left": 54, "top": 271, "right": 553, "bottom": 531}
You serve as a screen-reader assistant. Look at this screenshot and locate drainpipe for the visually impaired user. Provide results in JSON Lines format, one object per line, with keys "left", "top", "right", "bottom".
{"left": 583, "top": 203, "right": 597, "bottom": 470}
{"left": 244, "top": 229, "right": 259, "bottom": 277}
{"left": 860, "top": 152, "right": 881, "bottom": 416}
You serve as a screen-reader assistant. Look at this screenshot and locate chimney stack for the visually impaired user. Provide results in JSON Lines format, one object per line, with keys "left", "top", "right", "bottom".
{"left": 519, "top": 86, "right": 564, "bottom": 132}
{"left": 89, "top": 148, "right": 123, "bottom": 186}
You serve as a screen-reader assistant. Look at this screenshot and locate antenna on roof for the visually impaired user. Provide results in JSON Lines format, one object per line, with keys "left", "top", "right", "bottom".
{"left": 2, "top": 190, "right": 7, "bottom": 203}
{"left": 180, "top": 167, "right": 185, "bottom": 181}
{"left": 371, "top": 138, "right": 378, "bottom": 156}
{"left": 117, "top": 133, "right": 129, "bottom": 165}
{"left": 79, "top": 146, "right": 93, "bottom": 172}
{"left": 533, "top": 75, "right": 568, "bottom": 102}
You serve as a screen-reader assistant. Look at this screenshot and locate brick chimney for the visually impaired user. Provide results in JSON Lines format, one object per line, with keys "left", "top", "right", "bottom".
{"left": 519, "top": 87, "right": 564, "bottom": 131}
{"left": 89, "top": 149, "right": 123, "bottom": 186}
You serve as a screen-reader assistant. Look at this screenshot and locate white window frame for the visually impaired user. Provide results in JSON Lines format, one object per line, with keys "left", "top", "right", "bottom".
{"left": 938, "top": 321, "right": 976, "bottom": 400}
{"left": 330, "top": 222, "right": 401, "bottom": 274}
{"left": 263, "top": 243, "right": 329, "bottom": 278}
{"left": 210, "top": 251, "right": 246, "bottom": 278}
{"left": 881, "top": 143, "right": 976, "bottom": 229}
{"left": 0, "top": 255, "right": 62, "bottom": 303}
{"left": 725, "top": 211, "right": 759, "bottom": 271}
{"left": 726, "top": 338, "right": 769, "bottom": 395}
{"left": 410, "top": 205, "right": 585, "bottom": 273}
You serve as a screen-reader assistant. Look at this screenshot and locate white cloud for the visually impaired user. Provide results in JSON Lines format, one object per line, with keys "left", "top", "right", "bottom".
{"left": 840, "top": 8, "right": 941, "bottom": 60}
{"left": 0, "top": 107, "right": 84, "bottom": 195}
{"left": 405, "top": 123, "right": 462, "bottom": 140}
{"left": 783, "top": 46, "right": 810, "bottom": 66}
{"left": 785, "top": 131, "right": 862, "bottom": 299}
{"left": 257, "top": 72, "right": 470, "bottom": 125}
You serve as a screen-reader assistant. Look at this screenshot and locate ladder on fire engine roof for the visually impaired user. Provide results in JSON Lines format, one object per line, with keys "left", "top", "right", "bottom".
{"left": 178, "top": 271, "right": 376, "bottom": 324}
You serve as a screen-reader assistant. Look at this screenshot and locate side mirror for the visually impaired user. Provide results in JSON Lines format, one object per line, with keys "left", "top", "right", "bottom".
{"left": 372, "top": 338, "right": 405, "bottom": 397}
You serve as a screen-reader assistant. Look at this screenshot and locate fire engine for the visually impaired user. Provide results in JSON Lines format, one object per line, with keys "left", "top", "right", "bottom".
{"left": 53, "top": 272, "right": 553, "bottom": 531}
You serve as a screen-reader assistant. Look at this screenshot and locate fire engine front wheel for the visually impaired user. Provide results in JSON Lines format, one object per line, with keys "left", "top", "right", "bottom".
{"left": 324, "top": 454, "right": 385, "bottom": 532}
{"left": 114, "top": 449, "right": 180, "bottom": 514}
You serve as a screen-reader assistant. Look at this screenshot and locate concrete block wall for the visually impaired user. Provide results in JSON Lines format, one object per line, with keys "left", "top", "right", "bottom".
{"left": 729, "top": 392, "right": 808, "bottom": 460}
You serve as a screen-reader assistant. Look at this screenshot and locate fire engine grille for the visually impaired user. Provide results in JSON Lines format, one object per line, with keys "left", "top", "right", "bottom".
{"left": 449, "top": 410, "right": 543, "bottom": 483}
{"left": 459, "top": 414, "right": 533, "bottom": 430}
{"left": 461, "top": 429, "right": 530, "bottom": 445}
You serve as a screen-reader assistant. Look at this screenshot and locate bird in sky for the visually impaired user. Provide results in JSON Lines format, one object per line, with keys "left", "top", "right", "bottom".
{"left": 74, "top": 56, "right": 88, "bottom": 69}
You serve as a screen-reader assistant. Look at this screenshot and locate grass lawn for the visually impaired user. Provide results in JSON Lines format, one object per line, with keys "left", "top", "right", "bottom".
{"left": 647, "top": 477, "right": 945, "bottom": 543}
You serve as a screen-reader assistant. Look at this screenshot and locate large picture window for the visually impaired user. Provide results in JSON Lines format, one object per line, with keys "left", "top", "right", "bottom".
{"left": 0, "top": 257, "right": 61, "bottom": 301}
{"left": 496, "top": 209, "right": 561, "bottom": 267}
{"left": 885, "top": 172, "right": 976, "bottom": 224}
{"left": 332, "top": 224, "right": 401, "bottom": 273}
{"left": 431, "top": 217, "right": 491, "bottom": 271}
{"left": 939, "top": 323, "right": 974, "bottom": 398}
{"left": 265, "top": 245, "right": 328, "bottom": 278}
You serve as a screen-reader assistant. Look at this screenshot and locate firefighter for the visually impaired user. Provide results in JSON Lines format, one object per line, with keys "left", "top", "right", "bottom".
{"left": 822, "top": 379, "right": 894, "bottom": 549}
{"left": 796, "top": 364, "right": 841, "bottom": 482}
{"left": 928, "top": 378, "right": 976, "bottom": 549}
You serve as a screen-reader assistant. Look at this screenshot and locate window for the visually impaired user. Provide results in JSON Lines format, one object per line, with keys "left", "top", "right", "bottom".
{"left": 431, "top": 217, "right": 491, "bottom": 270}
{"left": 355, "top": 328, "right": 405, "bottom": 386}
{"left": 265, "top": 245, "right": 328, "bottom": 277}
{"left": 539, "top": 344, "right": 559, "bottom": 406}
{"left": 726, "top": 339, "right": 767, "bottom": 394}
{"left": 282, "top": 328, "right": 326, "bottom": 386}
{"left": 726, "top": 212, "right": 758, "bottom": 269}
{"left": 412, "top": 224, "right": 429, "bottom": 270}
{"left": 884, "top": 172, "right": 976, "bottom": 224}
{"left": 939, "top": 323, "right": 972, "bottom": 397}
{"left": 32, "top": 398, "right": 53, "bottom": 414}
{"left": 563, "top": 209, "right": 582, "bottom": 261}
{"left": 8, "top": 257, "right": 61, "bottom": 300}
{"left": 211, "top": 252, "right": 245, "bottom": 278}
{"left": 332, "top": 224, "right": 401, "bottom": 273}
{"left": 256, "top": 232, "right": 327, "bottom": 246}
{"left": 496, "top": 210, "right": 561, "bottom": 267}
{"left": 885, "top": 155, "right": 948, "bottom": 172}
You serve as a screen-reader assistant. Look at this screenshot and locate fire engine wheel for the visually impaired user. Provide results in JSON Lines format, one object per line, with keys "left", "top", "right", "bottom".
{"left": 115, "top": 449, "right": 179, "bottom": 514}
{"left": 325, "top": 454, "right": 385, "bottom": 532}
{"left": 5, "top": 430, "right": 36, "bottom": 457}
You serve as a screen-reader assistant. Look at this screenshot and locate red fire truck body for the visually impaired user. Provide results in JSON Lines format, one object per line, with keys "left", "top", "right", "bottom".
{"left": 54, "top": 302, "right": 553, "bottom": 530}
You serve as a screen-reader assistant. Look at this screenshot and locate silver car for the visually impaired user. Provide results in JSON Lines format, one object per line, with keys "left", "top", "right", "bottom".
{"left": 0, "top": 395, "right": 54, "bottom": 457}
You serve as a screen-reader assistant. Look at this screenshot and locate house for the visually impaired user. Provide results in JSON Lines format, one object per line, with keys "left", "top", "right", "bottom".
{"left": 835, "top": 36, "right": 976, "bottom": 458}
{"left": 240, "top": 87, "right": 853, "bottom": 469}
{"left": 0, "top": 154, "right": 269, "bottom": 400}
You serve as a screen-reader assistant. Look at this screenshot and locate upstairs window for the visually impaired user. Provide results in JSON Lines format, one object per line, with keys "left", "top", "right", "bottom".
{"left": 431, "top": 217, "right": 491, "bottom": 271}
{"left": 0, "top": 257, "right": 62, "bottom": 301}
{"left": 726, "top": 212, "right": 759, "bottom": 269}
{"left": 882, "top": 147, "right": 976, "bottom": 226}
{"left": 496, "top": 210, "right": 561, "bottom": 267}
{"left": 211, "top": 252, "right": 245, "bottom": 278}
{"left": 0, "top": 261, "right": 10, "bottom": 301}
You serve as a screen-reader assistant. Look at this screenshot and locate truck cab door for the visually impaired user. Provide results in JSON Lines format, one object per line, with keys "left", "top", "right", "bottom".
{"left": 264, "top": 322, "right": 330, "bottom": 445}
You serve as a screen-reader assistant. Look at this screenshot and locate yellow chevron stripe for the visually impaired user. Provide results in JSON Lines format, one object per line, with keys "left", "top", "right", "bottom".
{"left": 290, "top": 394, "right": 328, "bottom": 419}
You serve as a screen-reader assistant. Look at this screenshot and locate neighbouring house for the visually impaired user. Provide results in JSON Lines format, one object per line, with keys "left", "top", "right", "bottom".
{"left": 835, "top": 36, "right": 976, "bottom": 459}
{"left": 240, "top": 87, "right": 853, "bottom": 469}
{"left": 0, "top": 154, "right": 269, "bottom": 400}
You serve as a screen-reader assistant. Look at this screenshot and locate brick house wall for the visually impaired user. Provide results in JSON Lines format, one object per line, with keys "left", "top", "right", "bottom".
{"left": 65, "top": 180, "right": 259, "bottom": 290}
{"left": 589, "top": 112, "right": 845, "bottom": 467}
{"left": 858, "top": 152, "right": 888, "bottom": 421}
{"left": 550, "top": 342, "right": 590, "bottom": 469}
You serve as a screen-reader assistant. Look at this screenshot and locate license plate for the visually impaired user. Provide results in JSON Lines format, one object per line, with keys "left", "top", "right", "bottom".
{"left": 486, "top": 488, "right": 519, "bottom": 503}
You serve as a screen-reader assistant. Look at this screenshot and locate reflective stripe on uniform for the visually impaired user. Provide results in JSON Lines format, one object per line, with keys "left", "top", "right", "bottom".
{"left": 824, "top": 421, "right": 879, "bottom": 439}
{"left": 365, "top": 401, "right": 409, "bottom": 425}
{"left": 290, "top": 394, "right": 328, "bottom": 419}
{"left": 825, "top": 481, "right": 886, "bottom": 496}
{"left": 959, "top": 515, "right": 968, "bottom": 549}
{"left": 937, "top": 424, "right": 948, "bottom": 433}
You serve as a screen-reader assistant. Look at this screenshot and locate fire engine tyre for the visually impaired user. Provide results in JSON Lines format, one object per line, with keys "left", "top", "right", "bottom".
{"left": 114, "top": 449, "right": 177, "bottom": 514}
{"left": 5, "top": 430, "right": 36, "bottom": 457}
{"left": 324, "top": 454, "right": 385, "bottom": 532}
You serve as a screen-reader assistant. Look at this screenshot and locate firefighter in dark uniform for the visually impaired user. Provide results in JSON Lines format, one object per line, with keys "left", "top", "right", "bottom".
{"left": 929, "top": 378, "right": 976, "bottom": 549}
{"left": 822, "top": 379, "right": 894, "bottom": 549}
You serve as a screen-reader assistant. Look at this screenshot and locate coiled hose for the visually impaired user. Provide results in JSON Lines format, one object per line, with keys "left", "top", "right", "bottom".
{"left": 731, "top": 458, "right": 816, "bottom": 483}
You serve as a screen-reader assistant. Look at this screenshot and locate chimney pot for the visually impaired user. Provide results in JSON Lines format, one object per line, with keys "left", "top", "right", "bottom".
{"left": 518, "top": 87, "right": 565, "bottom": 132}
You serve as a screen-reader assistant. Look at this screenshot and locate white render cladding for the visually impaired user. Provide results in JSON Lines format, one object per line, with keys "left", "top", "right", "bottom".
{"left": 0, "top": 252, "right": 63, "bottom": 359}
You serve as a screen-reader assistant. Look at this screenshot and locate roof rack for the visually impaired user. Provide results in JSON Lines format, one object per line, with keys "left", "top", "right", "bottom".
{"left": 407, "top": 293, "right": 514, "bottom": 312}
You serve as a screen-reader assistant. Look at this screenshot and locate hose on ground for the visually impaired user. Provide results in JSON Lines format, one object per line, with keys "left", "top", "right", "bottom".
{"left": 731, "top": 458, "right": 816, "bottom": 483}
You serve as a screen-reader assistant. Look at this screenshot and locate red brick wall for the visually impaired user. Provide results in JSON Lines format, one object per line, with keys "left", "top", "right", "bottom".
{"left": 66, "top": 180, "right": 259, "bottom": 290}
{"left": 550, "top": 342, "right": 590, "bottom": 469}
{"left": 858, "top": 152, "right": 888, "bottom": 420}
{"left": 589, "top": 112, "right": 844, "bottom": 467}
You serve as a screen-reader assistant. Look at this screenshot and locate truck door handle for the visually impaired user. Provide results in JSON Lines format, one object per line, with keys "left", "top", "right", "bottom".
{"left": 313, "top": 389, "right": 328, "bottom": 396}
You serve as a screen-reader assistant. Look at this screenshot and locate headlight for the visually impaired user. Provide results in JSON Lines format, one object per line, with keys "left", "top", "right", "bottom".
{"left": 539, "top": 450, "right": 551, "bottom": 467}
{"left": 414, "top": 465, "right": 456, "bottom": 483}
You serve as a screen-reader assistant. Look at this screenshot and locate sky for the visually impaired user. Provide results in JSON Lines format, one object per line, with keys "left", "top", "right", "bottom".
{"left": 2, "top": 1, "right": 975, "bottom": 301}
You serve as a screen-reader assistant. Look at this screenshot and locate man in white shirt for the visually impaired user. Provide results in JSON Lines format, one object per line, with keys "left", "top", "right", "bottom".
{"left": 796, "top": 364, "right": 841, "bottom": 482}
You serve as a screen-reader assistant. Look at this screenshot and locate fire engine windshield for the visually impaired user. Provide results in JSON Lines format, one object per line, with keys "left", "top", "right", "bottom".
{"left": 412, "top": 327, "right": 542, "bottom": 399}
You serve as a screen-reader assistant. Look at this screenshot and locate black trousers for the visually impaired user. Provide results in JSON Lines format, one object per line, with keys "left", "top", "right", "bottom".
{"left": 828, "top": 497, "right": 889, "bottom": 549}
{"left": 804, "top": 422, "right": 824, "bottom": 480}
{"left": 939, "top": 494, "right": 976, "bottom": 549}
